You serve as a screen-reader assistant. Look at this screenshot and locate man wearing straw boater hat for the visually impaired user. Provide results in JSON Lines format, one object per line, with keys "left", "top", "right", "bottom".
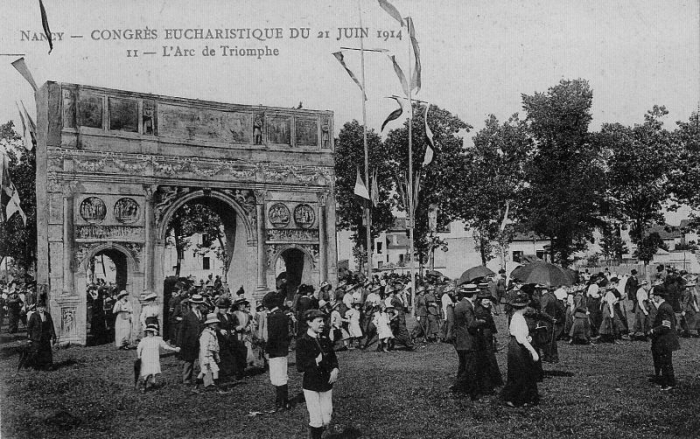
{"left": 176, "top": 294, "right": 206, "bottom": 385}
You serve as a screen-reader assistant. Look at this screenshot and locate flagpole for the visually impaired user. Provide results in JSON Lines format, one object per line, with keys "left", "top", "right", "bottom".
{"left": 359, "top": 1, "right": 372, "bottom": 279}
{"left": 406, "top": 22, "right": 417, "bottom": 317}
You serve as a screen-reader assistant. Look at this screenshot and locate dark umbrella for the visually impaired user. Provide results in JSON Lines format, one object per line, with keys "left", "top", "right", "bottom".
{"left": 510, "top": 262, "right": 573, "bottom": 286}
{"left": 459, "top": 266, "right": 495, "bottom": 285}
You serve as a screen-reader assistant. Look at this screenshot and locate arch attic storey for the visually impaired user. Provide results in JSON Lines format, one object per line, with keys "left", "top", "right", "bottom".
{"left": 34, "top": 82, "right": 337, "bottom": 345}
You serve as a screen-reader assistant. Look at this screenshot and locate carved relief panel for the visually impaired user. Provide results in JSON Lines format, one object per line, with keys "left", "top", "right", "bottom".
{"left": 75, "top": 194, "right": 145, "bottom": 242}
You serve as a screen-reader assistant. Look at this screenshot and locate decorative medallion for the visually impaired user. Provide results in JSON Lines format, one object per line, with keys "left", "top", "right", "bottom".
{"left": 114, "top": 198, "right": 140, "bottom": 224}
{"left": 79, "top": 197, "right": 107, "bottom": 224}
{"left": 293, "top": 204, "right": 316, "bottom": 229}
{"left": 268, "top": 203, "right": 291, "bottom": 228}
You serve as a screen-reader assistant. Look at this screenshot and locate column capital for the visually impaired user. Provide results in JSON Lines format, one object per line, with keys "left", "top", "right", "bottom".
{"left": 254, "top": 189, "right": 268, "bottom": 205}
{"left": 62, "top": 180, "right": 84, "bottom": 197}
{"left": 317, "top": 191, "right": 329, "bottom": 207}
{"left": 143, "top": 184, "right": 158, "bottom": 201}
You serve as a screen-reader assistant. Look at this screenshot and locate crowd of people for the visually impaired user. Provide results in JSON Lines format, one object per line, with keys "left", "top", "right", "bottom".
{"left": 5, "top": 262, "right": 695, "bottom": 436}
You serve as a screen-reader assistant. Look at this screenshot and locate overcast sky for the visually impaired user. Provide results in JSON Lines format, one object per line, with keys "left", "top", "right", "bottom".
{"left": 1, "top": 0, "right": 698, "bottom": 221}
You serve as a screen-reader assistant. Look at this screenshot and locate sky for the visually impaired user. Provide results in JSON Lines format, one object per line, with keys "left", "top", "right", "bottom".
{"left": 1, "top": 0, "right": 698, "bottom": 221}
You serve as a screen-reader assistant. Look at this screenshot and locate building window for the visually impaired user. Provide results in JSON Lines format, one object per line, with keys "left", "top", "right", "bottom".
{"left": 377, "top": 242, "right": 383, "bottom": 254}
{"left": 203, "top": 257, "right": 210, "bottom": 270}
{"left": 202, "top": 234, "right": 212, "bottom": 247}
{"left": 512, "top": 251, "right": 523, "bottom": 263}
{"left": 399, "top": 254, "right": 405, "bottom": 265}
{"left": 536, "top": 250, "right": 545, "bottom": 260}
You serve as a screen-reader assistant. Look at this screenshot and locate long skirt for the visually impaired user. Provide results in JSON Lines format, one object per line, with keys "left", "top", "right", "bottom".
{"left": 474, "top": 343, "right": 503, "bottom": 394}
{"left": 501, "top": 337, "right": 539, "bottom": 406}
{"left": 569, "top": 314, "right": 590, "bottom": 343}
{"left": 114, "top": 316, "right": 132, "bottom": 348}
{"left": 31, "top": 340, "right": 53, "bottom": 370}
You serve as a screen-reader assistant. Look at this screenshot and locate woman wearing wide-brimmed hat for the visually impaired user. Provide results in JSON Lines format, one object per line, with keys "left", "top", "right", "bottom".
{"left": 139, "top": 291, "right": 160, "bottom": 336}
{"left": 474, "top": 290, "right": 503, "bottom": 395}
{"left": 113, "top": 290, "right": 133, "bottom": 349}
{"left": 501, "top": 290, "right": 540, "bottom": 407}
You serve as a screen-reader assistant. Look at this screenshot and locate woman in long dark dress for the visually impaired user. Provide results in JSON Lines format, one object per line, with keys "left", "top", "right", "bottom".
{"left": 501, "top": 291, "right": 540, "bottom": 407}
{"left": 474, "top": 290, "right": 503, "bottom": 395}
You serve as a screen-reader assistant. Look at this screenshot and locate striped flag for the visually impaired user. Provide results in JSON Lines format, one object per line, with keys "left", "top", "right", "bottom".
{"left": 422, "top": 105, "right": 434, "bottom": 166}
{"left": 5, "top": 182, "right": 27, "bottom": 225}
{"left": 381, "top": 96, "right": 404, "bottom": 131}
{"left": 333, "top": 51, "right": 367, "bottom": 101}
{"left": 15, "top": 103, "right": 32, "bottom": 151}
{"left": 377, "top": 0, "right": 405, "bottom": 27}
{"left": 353, "top": 167, "right": 370, "bottom": 201}
{"left": 39, "top": 0, "right": 53, "bottom": 54}
{"left": 371, "top": 168, "right": 379, "bottom": 207}
{"left": 11, "top": 58, "right": 38, "bottom": 92}
{"left": 406, "top": 17, "right": 421, "bottom": 94}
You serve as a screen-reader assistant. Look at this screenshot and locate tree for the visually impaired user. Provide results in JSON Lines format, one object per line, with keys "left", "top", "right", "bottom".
{"left": 0, "top": 121, "right": 37, "bottom": 276}
{"left": 520, "top": 79, "right": 605, "bottom": 267}
{"left": 599, "top": 223, "right": 628, "bottom": 262}
{"left": 166, "top": 203, "right": 225, "bottom": 276}
{"left": 383, "top": 103, "right": 471, "bottom": 265}
{"left": 334, "top": 120, "right": 396, "bottom": 264}
{"left": 634, "top": 232, "right": 668, "bottom": 264}
{"left": 596, "top": 106, "right": 676, "bottom": 244}
{"left": 451, "top": 114, "right": 531, "bottom": 266}
{"left": 669, "top": 110, "right": 700, "bottom": 229}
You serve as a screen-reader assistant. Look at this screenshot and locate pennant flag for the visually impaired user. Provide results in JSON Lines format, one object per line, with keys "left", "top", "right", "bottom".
{"left": 381, "top": 96, "right": 404, "bottom": 131}
{"left": 11, "top": 58, "right": 38, "bottom": 92}
{"left": 413, "top": 171, "right": 420, "bottom": 214}
{"left": 388, "top": 55, "right": 410, "bottom": 97}
{"left": 15, "top": 103, "right": 32, "bottom": 151}
{"left": 353, "top": 167, "right": 370, "bottom": 201}
{"left": 371, "top": 168, "right": 379, "bottom": 207}
{"left": 377, "top": 0, "right": 405, "bottom": 27}
{"left": 5, "top": 182, "right": 27, "bottom": 226}
{"left": 39, "top": 0, "right": 53, "bottom": 54}
{"left": 500, "top": 200, "right": 511, "bottom": 232}
{"left": 406, "top": 17, "right": 422, "bottom": 94}
{"left": 20, "top": 101, "right": 37, "bottom": 150}
{"left": 333, "top": 51, "right": 367, "bottom": 101}
{"left": 422, "top": 105, "right": 435, "bottom": 166}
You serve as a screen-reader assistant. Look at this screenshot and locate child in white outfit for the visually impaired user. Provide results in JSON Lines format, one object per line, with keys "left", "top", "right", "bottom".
{"left": 136, "top": 324, "right": 179, "bottom": 392}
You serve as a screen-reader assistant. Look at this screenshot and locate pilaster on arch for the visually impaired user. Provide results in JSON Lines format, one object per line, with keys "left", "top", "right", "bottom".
{"left": 156, "top": 188, "right": 256, "bottom": 245}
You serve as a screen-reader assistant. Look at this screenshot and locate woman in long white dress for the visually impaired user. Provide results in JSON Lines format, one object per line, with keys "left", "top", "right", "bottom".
{"left": 113, "top": 290, "right": 133, "bottom": 349}
{"left": 139, "top": 292, "right": 160, "bottom": 336}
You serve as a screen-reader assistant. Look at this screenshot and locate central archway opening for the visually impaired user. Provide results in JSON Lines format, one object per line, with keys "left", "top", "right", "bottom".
{"left": 87, "top": 248, "right": 129, "bottom": 346}
{"left": 277, "top": 248, "right": 306, "bottom": 301}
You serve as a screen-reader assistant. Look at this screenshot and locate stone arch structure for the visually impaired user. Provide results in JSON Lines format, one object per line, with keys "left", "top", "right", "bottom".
{"left": 35, "top": 82, "right": 338, "bottom": 345}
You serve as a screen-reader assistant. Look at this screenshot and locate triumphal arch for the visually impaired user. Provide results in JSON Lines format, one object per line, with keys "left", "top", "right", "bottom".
{"left": 35, "top": 82, "right": 337, "bottom": 345}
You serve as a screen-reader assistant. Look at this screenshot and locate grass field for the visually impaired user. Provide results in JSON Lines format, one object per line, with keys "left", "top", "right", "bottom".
{"left": 1, "top": 314, "right": 699, "bottom": 439}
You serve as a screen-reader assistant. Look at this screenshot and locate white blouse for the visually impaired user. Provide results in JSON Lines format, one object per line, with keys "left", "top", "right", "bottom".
{"left": 509, "top": 312, "right": 530, "bottom": 345}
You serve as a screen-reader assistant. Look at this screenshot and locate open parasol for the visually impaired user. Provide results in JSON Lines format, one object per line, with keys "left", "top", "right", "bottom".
{"left": 510, "top": 261, "right": 574, "bottom": 286}
{"left": 458, "top": 266, "right": 495, "bottom": 285}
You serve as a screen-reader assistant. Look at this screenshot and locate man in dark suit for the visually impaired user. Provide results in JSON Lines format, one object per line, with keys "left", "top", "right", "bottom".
{"left": 648, "top": 285, "right": 681, "bottom": 391}
{"left": 265, "top": 291, "right": 292, "bottom": 411}
{"left": 450, "top": 283, "right": 487, "bottom": 400}
{"left": 539, "top": 285, "right": 565, "bottom": 363}
{"left": 176, "top": 294, "right": 206, "bottom": 385}
{"left": 26, "top": 300, "right": 57, "bottom": 370}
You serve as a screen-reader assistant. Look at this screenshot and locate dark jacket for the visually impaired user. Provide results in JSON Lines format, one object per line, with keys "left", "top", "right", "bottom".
{"left": 540, "top": 291, "right": 565, "bottom": 329}
{"left": 296, "top": 332, "right": 339, "bottom": 392}
{"left": 651, "top": 301, "right": 681, "bottom": 352}
{"left": 266, "top": 308, "right": 291, "bottom": 358}
{"left": 27, "top": 311, "right": 56, "bottom": 343}
{"left": 453, "top": 298, "right": 484, "bottom": 351}
{"left": 177, "top": 309, "right": 204, "bottom": 362}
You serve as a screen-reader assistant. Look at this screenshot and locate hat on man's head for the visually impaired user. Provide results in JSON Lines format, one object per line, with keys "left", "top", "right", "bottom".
{"left": 36, "top": 300, "right": 46, "bottom": 308}
{"left": 189, "top": 294, "right": 205, "bottom": 304}
{"left": 263, "top": 291, "right": 280, "bottom": 309}
{"left": 204, "top": 313, "right": 220, "bottom": 325}
{"left": 443, "top": 284, "right": 455, "bottom": 293}
{"left": 216, "top": 297, "right": 231, "bottom": 308}
{"left": 143, "top": 292, "right": 157, "bottom": 302}
{"left": 303, "top": 309, "right": 325, "bottom": 322}
{"left": 460, "top": 284, "right": 479, "bottom": 295}
{"left": 477, "top": 290, "right": 496, "bottom": 301}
